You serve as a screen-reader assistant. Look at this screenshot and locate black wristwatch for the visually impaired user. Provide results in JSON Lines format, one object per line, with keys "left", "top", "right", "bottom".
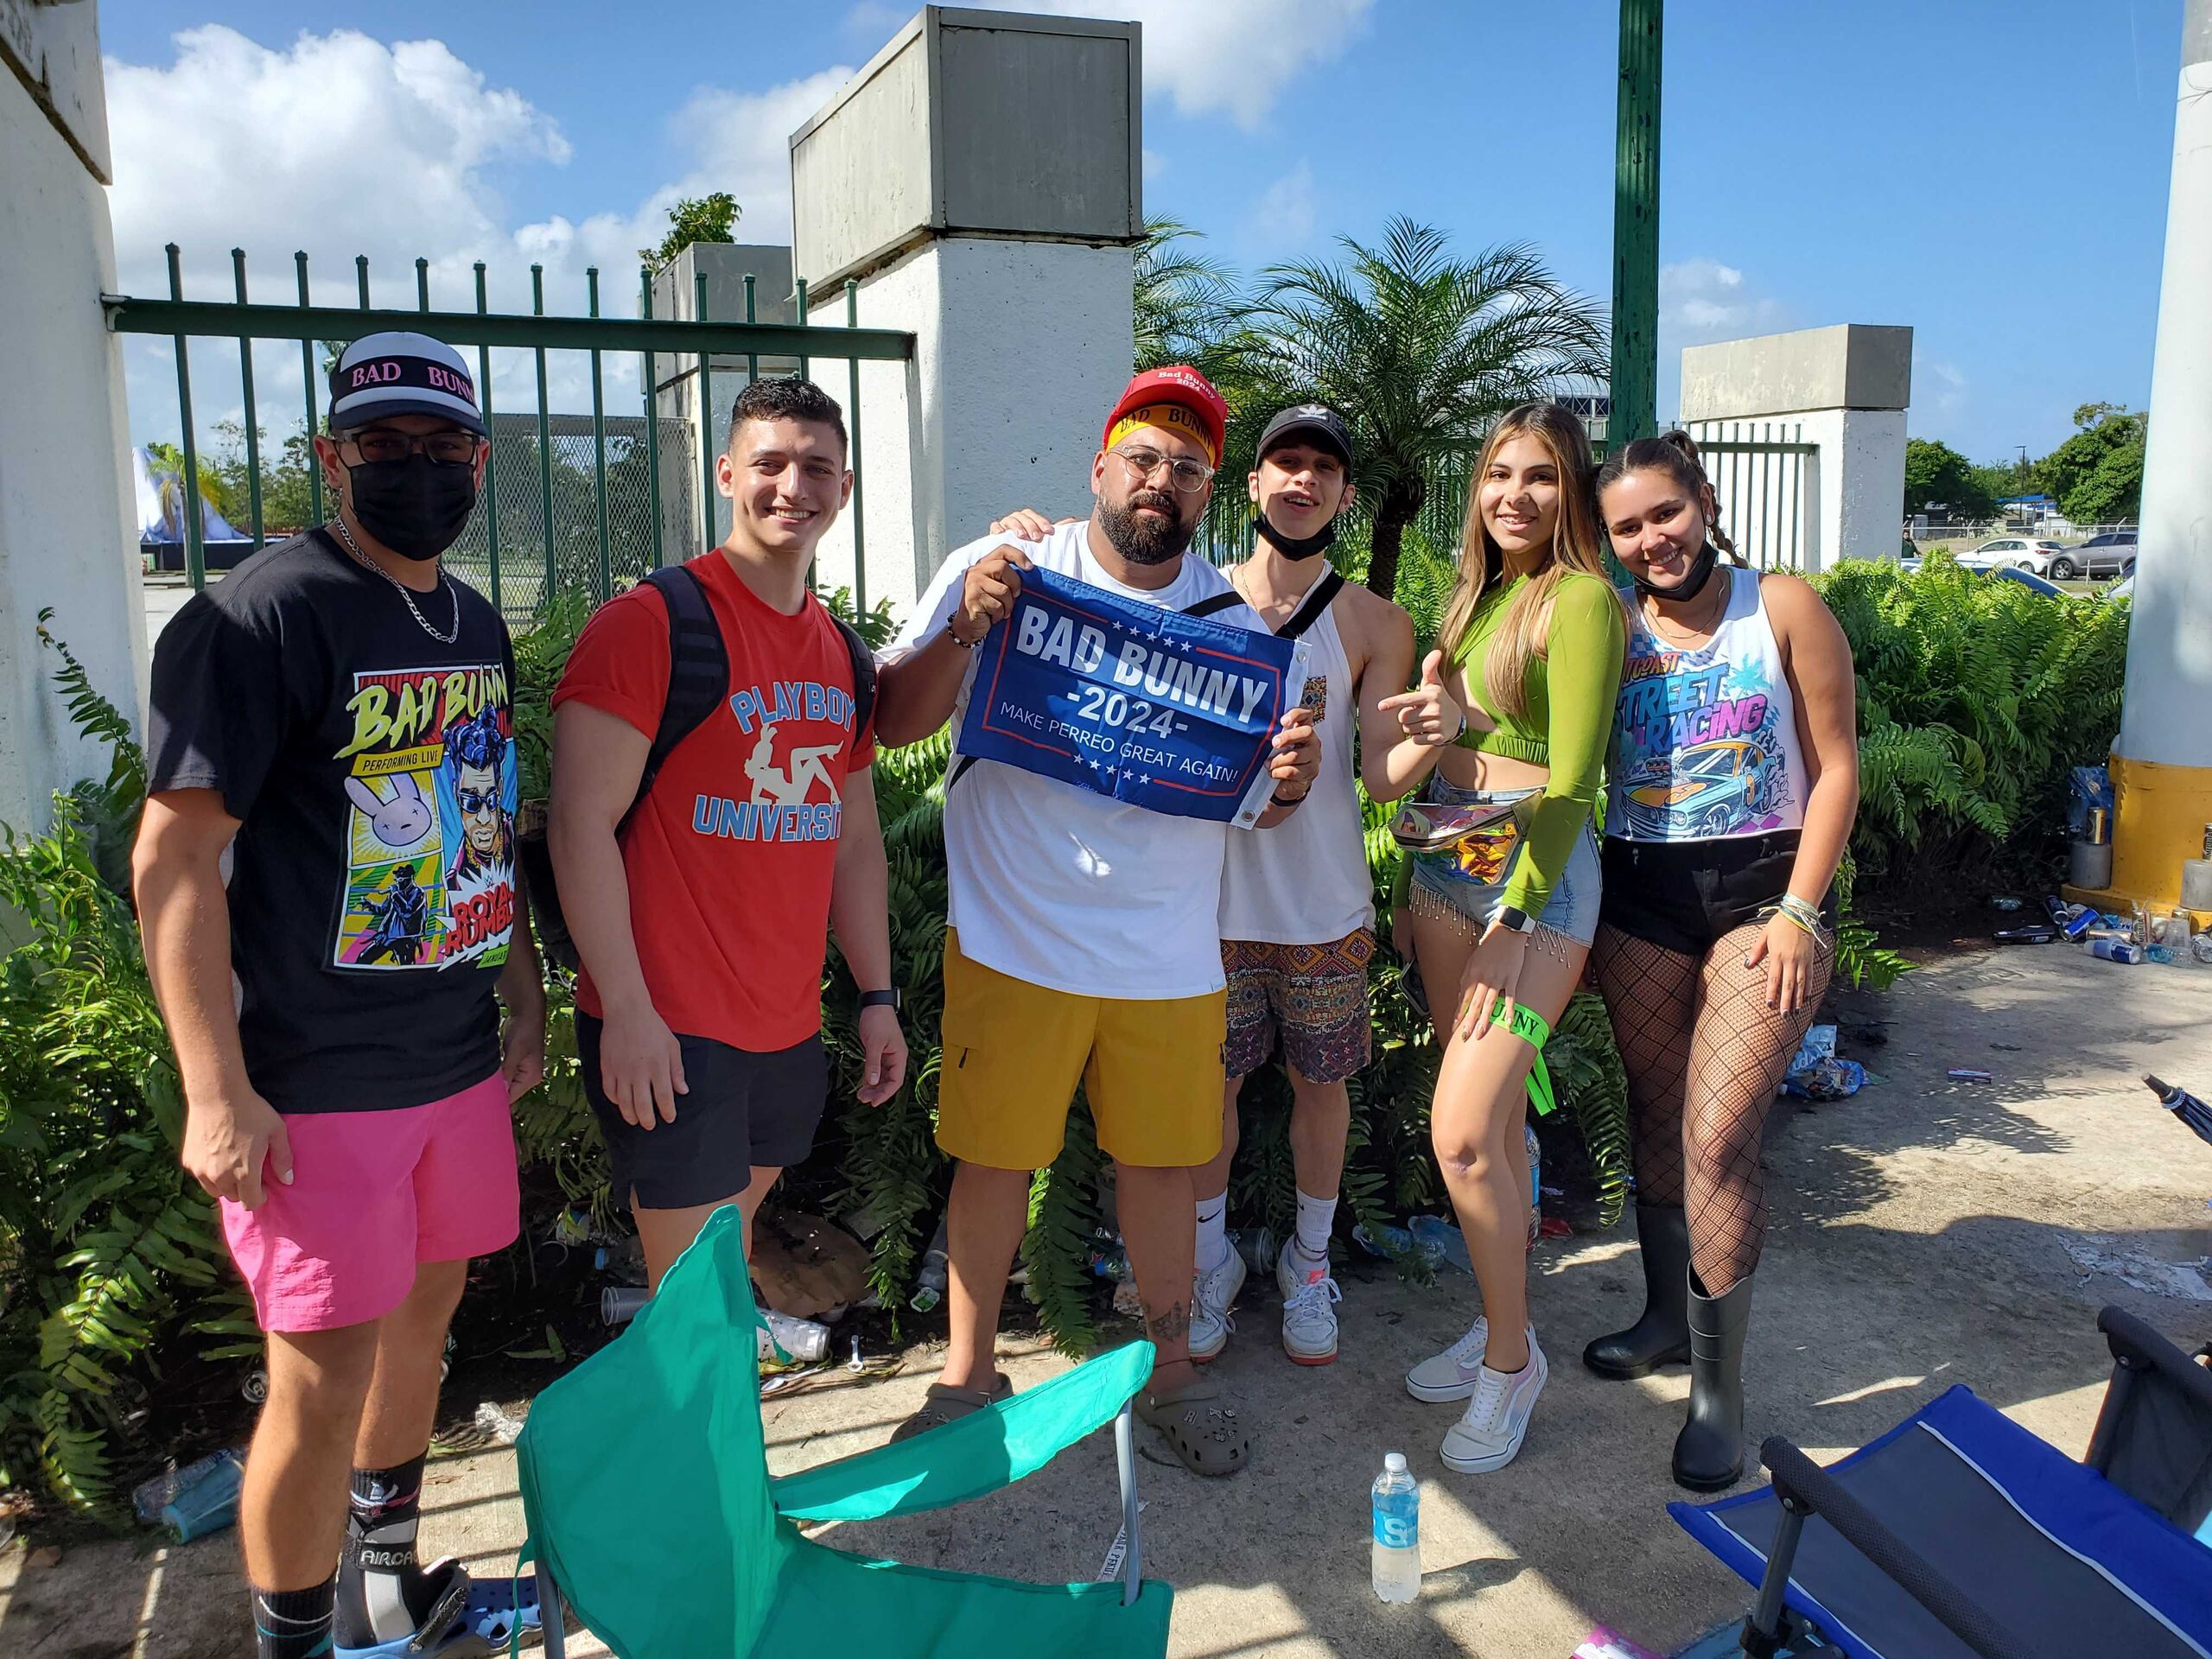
{"left": 858, "top": 988, "right": 901, "bottom": 1011}
{"left": 1493, "top": 906, "right": 1537, "bottom": 936}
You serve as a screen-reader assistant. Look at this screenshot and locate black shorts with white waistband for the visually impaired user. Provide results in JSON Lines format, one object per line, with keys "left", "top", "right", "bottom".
{"left": 1598, "top": 832, "right": 1836, "bottom": 957}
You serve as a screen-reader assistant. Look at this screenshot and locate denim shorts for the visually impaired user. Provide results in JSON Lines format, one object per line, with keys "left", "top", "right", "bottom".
{"left": 1405, "top": 777, "right": 1601, "bottom": 948}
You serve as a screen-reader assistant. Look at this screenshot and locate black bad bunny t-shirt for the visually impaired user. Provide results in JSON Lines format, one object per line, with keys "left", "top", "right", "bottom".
{"left": 147, "top": 529, "right": 519, "bottom": 1113}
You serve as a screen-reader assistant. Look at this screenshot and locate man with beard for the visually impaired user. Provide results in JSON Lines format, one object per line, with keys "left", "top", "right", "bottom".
{"left": 873, "top": 367, "right": 1320, "bottom": 1476}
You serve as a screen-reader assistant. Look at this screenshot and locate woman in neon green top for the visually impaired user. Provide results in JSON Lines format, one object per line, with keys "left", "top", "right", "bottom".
{"left": 1376, "top": 402, "right": 1627, "bottom": 1476}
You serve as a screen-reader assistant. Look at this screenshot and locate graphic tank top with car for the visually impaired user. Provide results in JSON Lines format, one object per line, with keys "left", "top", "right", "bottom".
{"left": 1605, "top": 565, "right": 1809, "bottom": 843}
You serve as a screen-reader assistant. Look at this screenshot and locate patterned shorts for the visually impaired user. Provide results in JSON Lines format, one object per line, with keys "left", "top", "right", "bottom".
{"left": 1222, "top": 928, "right": 1376, "bottom": 1085}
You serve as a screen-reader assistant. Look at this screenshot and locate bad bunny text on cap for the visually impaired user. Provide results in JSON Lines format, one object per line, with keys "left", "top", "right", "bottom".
{"left": 328, "top": 333, "right": 486, "bottom": 437}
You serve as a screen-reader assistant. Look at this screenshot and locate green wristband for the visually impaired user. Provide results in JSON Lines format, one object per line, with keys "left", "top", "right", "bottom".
{"left": 1486, "top": 999, "right": 1558, "bottom": 1117}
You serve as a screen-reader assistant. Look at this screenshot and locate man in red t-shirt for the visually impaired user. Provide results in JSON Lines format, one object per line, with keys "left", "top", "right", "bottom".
{"left": 550, "top": 378, "right": 906, "bottom": 1285}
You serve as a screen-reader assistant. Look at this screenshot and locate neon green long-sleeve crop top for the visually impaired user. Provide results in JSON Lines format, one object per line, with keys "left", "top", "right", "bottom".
{"left": 1448, "top": 570, "right": 1627, "bottom": 914}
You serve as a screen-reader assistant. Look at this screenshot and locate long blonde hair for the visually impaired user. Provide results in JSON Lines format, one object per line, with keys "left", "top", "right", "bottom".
{"left": 1437, "top": 402, "right": 1608, "bottom": 721}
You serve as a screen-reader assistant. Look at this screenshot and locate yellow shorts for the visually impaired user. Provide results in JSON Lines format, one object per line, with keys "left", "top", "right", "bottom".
{"left": 936, "top": 930, "right": 1227, "bottom": 1170}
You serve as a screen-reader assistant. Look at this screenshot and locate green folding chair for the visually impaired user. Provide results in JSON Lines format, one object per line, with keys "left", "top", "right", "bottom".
{"left": 514, "top": 1206, "right": 1173, "bottom": 1657}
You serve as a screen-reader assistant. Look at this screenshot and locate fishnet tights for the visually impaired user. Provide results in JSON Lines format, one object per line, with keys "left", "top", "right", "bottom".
{"left": 1591, "top": 920, "right": 1832, "bottom": 1295}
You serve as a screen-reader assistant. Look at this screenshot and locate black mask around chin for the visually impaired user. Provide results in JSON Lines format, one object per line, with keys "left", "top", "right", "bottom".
{"left": 344, "top": 454, "right": 479, "bottom": 562}
{"left": 1098, "top": 491, "right": 1193, "bottom": 566}
{"left": 1633, "top": 539, "right": 1720, "bottom": 604}
{"left": 1256, "top": 507, "right": 1337, "bottom": 561}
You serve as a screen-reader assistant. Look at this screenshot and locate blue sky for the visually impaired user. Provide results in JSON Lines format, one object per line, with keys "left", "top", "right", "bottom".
{"left": 100, "top": 0, "right": 2183, "bottom": 462}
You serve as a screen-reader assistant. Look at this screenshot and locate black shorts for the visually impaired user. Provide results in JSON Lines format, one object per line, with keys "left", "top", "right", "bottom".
{"left": 1597, "top": 833, "right": 1835, "bottom": 957}
{"left": 575, "top": 1014, "right": 830, "bottom": 1211}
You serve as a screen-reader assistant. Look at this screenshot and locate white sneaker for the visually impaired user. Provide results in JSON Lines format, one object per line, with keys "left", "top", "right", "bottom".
{"left": 1405, "top": 1318, "right": 1491, "bottom": 1402}
{"left": 1275, "top": 1240, "right": 1342, "bottom": 1365}
{"left": 1190, "top": 1245, "right": 1246, "bottom": 1362}
{"left": 1440, "top": 1334, "right": 1548, "bottom": 1474}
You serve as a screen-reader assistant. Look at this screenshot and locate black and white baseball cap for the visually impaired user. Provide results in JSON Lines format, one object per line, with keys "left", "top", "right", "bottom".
{"left": 327, "top": 332, "right": 486, "bottom": 436}
{"left": 1258, "top": 403, "right": 1354, "bottom": 468}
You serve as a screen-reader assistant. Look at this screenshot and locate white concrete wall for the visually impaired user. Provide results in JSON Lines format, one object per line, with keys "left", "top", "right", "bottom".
{"left": 2116, "top": 18, "right": 2212, "bottom": 770}
{"left": 850, "top": 235, "right": 1133, "bottom": 620}
{"left": 0, "top": 29, "right": 147, "bottom": 835}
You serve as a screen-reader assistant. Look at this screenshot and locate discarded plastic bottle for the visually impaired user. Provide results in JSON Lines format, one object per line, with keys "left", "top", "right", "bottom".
{"left": 1370, "top": 1452, "right": 1421, "bottom": 1604}
{"left": 2089, "top": 938, "right": 2145, "bottom": 965}
{"left": 910, "top": 1217, "right": 950, "bottom": 1313}
{"left": 160, "top": 1449, "right": 245, "bottom": 1542}
{"left": 133, "top": 1447, "right": 244, "bottom": 1531}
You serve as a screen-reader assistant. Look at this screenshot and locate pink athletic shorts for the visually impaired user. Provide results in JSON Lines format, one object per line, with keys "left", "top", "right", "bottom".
{"left": 220, "top": 1073, "right": 520, "bottom": 1333}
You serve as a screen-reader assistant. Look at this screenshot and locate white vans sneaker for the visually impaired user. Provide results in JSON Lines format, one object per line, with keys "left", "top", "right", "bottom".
{"left": 1274, "top": 1241, "right": 1342, "bottom": 1365}
{"left": 1405, "top": 1318, "right": 1492, "bottom": 1402}
{"left": 1190, "top": 1246, "right": 1246, "bottom": 1362}
{"left": 1440, "top": 1333, "right": 1548, "bottom": 1474}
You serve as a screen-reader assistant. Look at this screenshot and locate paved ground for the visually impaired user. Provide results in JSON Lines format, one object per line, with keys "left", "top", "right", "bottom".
{"left": 5, "top": 942, "right": 2209, "bottom": 1657}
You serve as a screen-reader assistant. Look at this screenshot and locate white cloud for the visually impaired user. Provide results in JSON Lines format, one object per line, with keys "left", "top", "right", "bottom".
{"left": 1142, "top": 147, "right": 1166, "bottom": 182}
{"left": 1020, "top": 0, "right": 1373, "bottom": 129}
{"left": 1249, "top": 159, "right": 1317, "bottom": 245}
{"left": 1655, "top": 257, "right": 1794, "bottom": 425}
{"left": 842, "top": 2, "right": 910, "bottom": 41}
{"left": 1911, "top": 353, "right": 1968, "bottom": 429}
{"left": 104, "top": 27, "right": 852, "bottom": 453}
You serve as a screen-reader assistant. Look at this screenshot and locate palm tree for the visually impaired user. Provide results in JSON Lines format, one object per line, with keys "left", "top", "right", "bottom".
{"left": 1246, "top": 218, "right": 1609, "bottom": 600}
{"left": 1132, "top": 216, "right": 1251, "bottom": 380}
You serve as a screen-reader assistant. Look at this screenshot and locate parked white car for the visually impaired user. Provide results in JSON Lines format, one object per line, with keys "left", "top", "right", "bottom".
{"left": 1957, "top": 537, "right": 2071, "bottom": 575}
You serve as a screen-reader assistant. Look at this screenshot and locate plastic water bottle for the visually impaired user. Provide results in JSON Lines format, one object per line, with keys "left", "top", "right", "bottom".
{"left": 909, "top": 1217, "right": 950, "bottom": 1313}
{"left": 1370, "top": 1452, "right": 1421, "bottom": 1603}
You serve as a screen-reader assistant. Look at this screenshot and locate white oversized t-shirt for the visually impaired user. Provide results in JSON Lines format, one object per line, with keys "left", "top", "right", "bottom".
{"left": 887, "top": 521, "right": 1264, "bottom": 999}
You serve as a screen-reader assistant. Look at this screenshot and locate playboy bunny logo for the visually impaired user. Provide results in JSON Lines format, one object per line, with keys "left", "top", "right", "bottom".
{"left": 344, "top": 772, "right": 433, "bottom": 849}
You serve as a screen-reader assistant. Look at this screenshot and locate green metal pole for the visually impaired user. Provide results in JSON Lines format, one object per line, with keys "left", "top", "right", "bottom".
{"left": 475, "top": 262, "right": 503, "bottom": 613}
{"left": 795, "top": 277, "right": 810, "bottom": 383}
{"left": 588, "top": 267, "right": 611, "bottom": 602}
{"left": 696, "top": 270, "right": 715, "bottom": 554}
{"left": 639, "top": 267, "right": 664, "bottom": 570}
{"left": 1610, "top": 0, "right": 1662, "bottom": 446}
{"left": 232, "top": 250, "right": 264, "bottom": 549}
{"left": 168, "top": 245, "right": 207, "bottom": 591}
{"left": 846, "top": 278, "right": 867, "bottom": 613}
{"left": 532, "top": 264, "right": 556, "bottom": 611}
{"left": 743, "top": 274, "right": 758, "bottom": 385}
{"left": 297, "top": 252, "right": 323, "bottom": 524}
{"left": 357, "top": 255, "right": 372, "bottom": 310}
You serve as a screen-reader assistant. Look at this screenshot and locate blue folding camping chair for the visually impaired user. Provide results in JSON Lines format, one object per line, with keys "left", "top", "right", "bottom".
{"left": 1672, "top": 1306, "right": 2212, "bottom": 1659}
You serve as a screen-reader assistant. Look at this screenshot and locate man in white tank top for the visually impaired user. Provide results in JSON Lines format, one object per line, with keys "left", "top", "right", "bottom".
{"left": 1196, "top": 406, "right": 1433, "bottom": 1367}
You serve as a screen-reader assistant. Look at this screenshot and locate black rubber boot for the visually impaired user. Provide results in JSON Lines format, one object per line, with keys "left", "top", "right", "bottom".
{"left": 1582, "top": 1205, "right": 1692, "bottom": 1378}
{"left": 1673, "top": 1272, "right": 1753, "bottom": 1492}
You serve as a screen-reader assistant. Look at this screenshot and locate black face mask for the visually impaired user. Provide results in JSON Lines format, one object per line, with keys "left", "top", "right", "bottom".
{"left": 1633, "top": 538, "right": 1720, "bottom": 604}
{"left": 345, "top": 454, "right": 479, "bottom": 562}
{"left": 1255, "top": 508, "right": 1337, "bottom": 561}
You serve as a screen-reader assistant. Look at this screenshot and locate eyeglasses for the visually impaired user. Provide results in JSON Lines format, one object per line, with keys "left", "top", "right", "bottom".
{"left": 343, "top": 429, "right": 482, "bottom": 466}
{"left": 456, "top": 788, "right": 500, "bottom": 813}
{"left": 1111, "top": 445, "right": 1215, "bottom": 493}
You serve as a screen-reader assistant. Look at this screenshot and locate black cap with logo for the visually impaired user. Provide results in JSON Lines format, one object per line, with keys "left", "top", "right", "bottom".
{"left": 1257, "top": 403, "right": 1354, "bottom": 469}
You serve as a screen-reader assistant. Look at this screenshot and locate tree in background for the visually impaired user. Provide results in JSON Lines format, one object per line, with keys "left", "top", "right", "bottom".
{"left": 207, "top": 422, "right": 317, "bottom": 533}
{"left": 1903, "top": 436, "right": 1995, "bottom": 519}
{"left": 2040, "top": 404, "right": 2146, "bottom": 525}
{"left": 640, "top": 192, "right": 740, "bottom": 271}
{"left": 1245, "top": 219, "right": 1608, "bottom": 599}
{"left": 1131, "top": 215, "right": 1250, "bottom": 382}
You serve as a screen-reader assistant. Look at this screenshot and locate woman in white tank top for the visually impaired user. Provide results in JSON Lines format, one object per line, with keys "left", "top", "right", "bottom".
{"left": 1582, "top": 432, "right": 1861, "bottom": 1495}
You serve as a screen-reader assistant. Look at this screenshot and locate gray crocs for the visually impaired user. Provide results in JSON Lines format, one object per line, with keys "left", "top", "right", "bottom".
{"left": 889, "top": 1375, "right": 1013, "bottom": 1443}
{"left": 1136, "top": 1378, "right": 1249, "bottom": 1477}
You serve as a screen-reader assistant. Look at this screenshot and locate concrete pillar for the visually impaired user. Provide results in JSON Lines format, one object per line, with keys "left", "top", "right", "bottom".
{"left": 0, "top": 2, "right": 147, "bottom": 834}
{"left": 2097, "top": 0, "right": 2212, "bottom": 919}
{"left": 789, "top": 7, "right": 1143, "bottom": 617}
{"left": 1678, "top": 324, "right": 1913, "bottom": 575}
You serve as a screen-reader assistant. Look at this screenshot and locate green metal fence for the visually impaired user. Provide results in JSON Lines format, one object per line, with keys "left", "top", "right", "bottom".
{"left": 105, "top": 245, "right": 915, "bottom": 624}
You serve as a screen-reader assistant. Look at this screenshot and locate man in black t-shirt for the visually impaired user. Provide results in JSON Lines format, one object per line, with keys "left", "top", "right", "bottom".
{"left": 135, "top": 333, "right": 545, "bottom": 1659}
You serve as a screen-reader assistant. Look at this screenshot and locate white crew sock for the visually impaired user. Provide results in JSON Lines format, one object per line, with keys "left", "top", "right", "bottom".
{"left": 1194, "top": 1194, "right": 1230, "bottom": 1272}
{"left": 1294, "top": 1189, "right": 1337, "bottom": 1267}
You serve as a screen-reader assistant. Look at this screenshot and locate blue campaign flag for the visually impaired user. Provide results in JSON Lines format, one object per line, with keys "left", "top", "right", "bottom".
{"left": 957, "top": 567, "right": 1310, "bottom": 828}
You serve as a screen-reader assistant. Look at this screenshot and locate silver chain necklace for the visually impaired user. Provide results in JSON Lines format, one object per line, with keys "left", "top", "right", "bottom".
{"left": 328, "top": 514, "right": 461, "bottom": 645}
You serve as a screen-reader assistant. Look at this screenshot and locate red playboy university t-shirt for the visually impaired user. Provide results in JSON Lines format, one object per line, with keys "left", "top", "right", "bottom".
{"left": 553, "top": 551, "right": 875, "bottom": 1052}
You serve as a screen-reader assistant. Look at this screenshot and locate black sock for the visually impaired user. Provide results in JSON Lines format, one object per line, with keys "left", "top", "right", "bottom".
{"left": 334, "top": 1452, "right": 453, "bottom": 1647}
{"left": 253, "top": 1576, "right": 335, "bottom": 1659}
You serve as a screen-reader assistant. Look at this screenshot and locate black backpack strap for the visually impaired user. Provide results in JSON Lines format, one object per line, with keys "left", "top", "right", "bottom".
{"left": 620, "top": 567, "right": 728, "bottom": 831}
{"left": 1183, "top": 591, "right": 1244, "bottom": 619}
{"left": 833, "top": 617, "right": 878, "bottom": 745}
{"left": 1277, "top": 569, "right": 1344, "bottom": 640}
